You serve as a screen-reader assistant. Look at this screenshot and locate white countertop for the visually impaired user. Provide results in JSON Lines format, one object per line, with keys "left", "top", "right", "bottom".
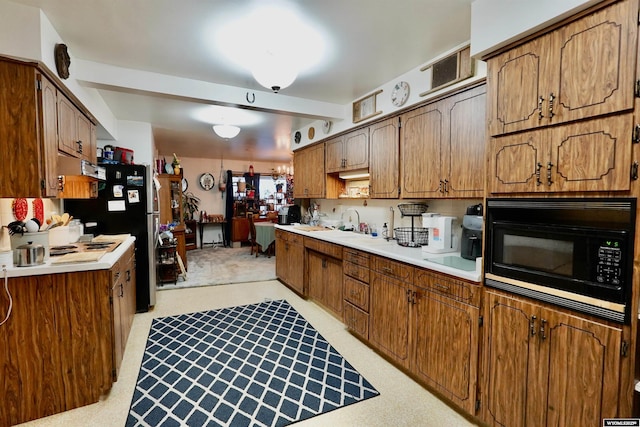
{"left": 275, "top": 225, "right": 482, "bottom": 282}
{"left": 2, "top": 236, "right": 136, "bottom": 278}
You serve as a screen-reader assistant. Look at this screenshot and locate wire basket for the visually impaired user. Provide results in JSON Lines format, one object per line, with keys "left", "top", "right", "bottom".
{"left": 397, "top": 203, "right": 429, "bottom": 217}
{"left": 394, "top": 227, "right": 428, "bottom": 247}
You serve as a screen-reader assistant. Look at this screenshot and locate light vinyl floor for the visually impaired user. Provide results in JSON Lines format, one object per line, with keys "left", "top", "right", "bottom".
{"left": 19, "top": 280, "right": 478, "bottom": 427}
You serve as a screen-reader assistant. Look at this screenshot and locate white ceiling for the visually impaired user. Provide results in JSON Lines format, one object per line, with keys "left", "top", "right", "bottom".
{"left": 12, "top": 0, "right": 473, "bottom": 162}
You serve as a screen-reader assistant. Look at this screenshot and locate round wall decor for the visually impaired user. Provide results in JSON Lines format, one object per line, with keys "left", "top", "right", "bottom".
{"left": 199, "top": 173, "right": 215, "bottom": 190}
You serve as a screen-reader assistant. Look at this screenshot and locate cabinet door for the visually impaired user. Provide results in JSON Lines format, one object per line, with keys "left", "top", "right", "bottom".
{"left": 39, "top": 74, "right": 60, "bottom": 197}
{"left": 344, "top": 127, "right": 369, "bottom": 170}
{"left": 482, "top": 291, "right": 539, "bottom": 427}
{"left": 275, "top": 235, "right": 288, "bottom": 283}
{"left": 308, "top": 251, "right": 343, "bottom": 317}
{"left": 412, "top": 276, "right": 479, "bottom": 414}
{"left": 369, "top": 272, "right": 411, "bottom": 368}
{"left": 401, "top": 103, "right": 443, "bottom": 198}
{"left": 444, "top": 85, "right": 486, "bottom": 197}
{"left": 488, "top": 128, "right": 549, "bottom": 194}
{"left": 287, "top": 241, "right": 305, "bottom": 295}
{"left": 307, "top": 251, "right": 325, "bottom": 303}
{"left": 551, "top": 0, "right": 636, "bottom": 126}
{"left": 58, "top": 95, "right": 80, "bottom": 156}
{"left": 293, "top": 144, "right": 325, "bottom": 198}
{"left": 541, "top": 308, "right": 622, "bottom": 426}
{"left": 369, "top": 117, "right": 400, "bottom": 198}
{"left": 487, "top": 33, "right": 553, "bottom": 136}
{"left": 76, "top": 113, "right": 95, "bottom": 163}
{"left": 550, "top": 113, "right": 632, "bottom": 192}
{"left": 325, "top": 136, "right": 344, "bottom": 173}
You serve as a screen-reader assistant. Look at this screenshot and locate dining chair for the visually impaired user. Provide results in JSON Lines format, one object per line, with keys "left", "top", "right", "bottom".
{"left": 248, "top": 214, "right": 259, "bottom": 257}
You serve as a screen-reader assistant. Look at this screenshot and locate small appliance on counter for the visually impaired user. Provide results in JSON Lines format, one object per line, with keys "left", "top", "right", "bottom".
{"left": 461, "top": 203, "right": 483, "bottom": 260}
{"left": 422, "top": 214, "right": 458, "bottom": 253}
{"left": 278, "top": 204, "right": 302, "bottom": 225}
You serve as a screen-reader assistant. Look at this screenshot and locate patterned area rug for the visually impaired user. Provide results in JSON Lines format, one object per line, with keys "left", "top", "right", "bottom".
{"left": 159, "top": 247, "right": 276, "bottom": 290}
{"left": 126, "top": 300, "right": 379, "bottom": 427}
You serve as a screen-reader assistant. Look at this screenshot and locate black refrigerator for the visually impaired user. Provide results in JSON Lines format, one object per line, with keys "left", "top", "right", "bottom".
{"left": 64, "top": 164, "right": 159, "bottom": 312}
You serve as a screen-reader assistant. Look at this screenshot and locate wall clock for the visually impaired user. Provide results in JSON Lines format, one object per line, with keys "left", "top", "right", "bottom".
{"left": 181, "top": 178, "right": 188, "bottom": 192}
{"left": 391, "top": 81, "right": 410, "bottom": 107}
{"left": 199, "top": 173, "right": 215, "bottom": 190}
{"left": 322, "top": 120, "right": 332, "bottom": 134}
{"left": 294, "top": 131, "right": 301, "bottom": 144}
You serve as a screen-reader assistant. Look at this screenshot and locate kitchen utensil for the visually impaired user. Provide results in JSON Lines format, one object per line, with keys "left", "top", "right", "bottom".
{"left": 15, "top": 241, "right": 45, "bottom": 266}
{"left": 10, "top": 230, "right": 49, "bottom": 263}
{"left": 24, "top": 219, "right": 40, "bottom": 233}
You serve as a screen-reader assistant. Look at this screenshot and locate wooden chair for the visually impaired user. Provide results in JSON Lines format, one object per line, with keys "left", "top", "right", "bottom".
{"left": 248, "top": 214, "right": 259, "bottom": 257}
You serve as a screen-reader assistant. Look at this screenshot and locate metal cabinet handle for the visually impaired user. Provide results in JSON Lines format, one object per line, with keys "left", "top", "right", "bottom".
{"left": 76, "top": 140, "right": 83, "bottom": 154}
{"left": 538, "top": 96, "right": 545, "bottom": 120}
{"left": 443, "top": 179, "right": 449, "bottom": 193}
{"left": 406, "top": 289, "right": 412, "bottom": 303}
{"left": 546, "top": 162, "right": 554, "bottom": 186}
{"left": 535, "top": 163, "right": 542, "bottom": 186}
{"left": 539, "top": 319, "right": 547, "bottom": 340}
{"left": 530, "top": 315, "right": 537, "bottom": 336}
{"left": 548, "top": 93, "right": 555, "bottom": 118}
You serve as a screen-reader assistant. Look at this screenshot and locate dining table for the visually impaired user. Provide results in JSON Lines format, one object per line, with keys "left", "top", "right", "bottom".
{"left": 254, "top": 222, "right": 276, "bottom": 253}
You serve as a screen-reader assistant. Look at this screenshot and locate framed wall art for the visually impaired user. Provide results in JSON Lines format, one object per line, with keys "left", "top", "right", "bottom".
{"left": 352, "top": 89, "right": 382, "bottom": 123}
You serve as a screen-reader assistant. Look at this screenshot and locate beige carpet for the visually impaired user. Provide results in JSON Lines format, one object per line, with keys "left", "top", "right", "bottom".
{"left": 157, "top": 246, "right": 276, "bottom": 290}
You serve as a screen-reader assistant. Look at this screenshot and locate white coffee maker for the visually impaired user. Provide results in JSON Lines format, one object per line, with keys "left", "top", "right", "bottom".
{"left": 422, "top": 214, "right": 458, "bottom": 253}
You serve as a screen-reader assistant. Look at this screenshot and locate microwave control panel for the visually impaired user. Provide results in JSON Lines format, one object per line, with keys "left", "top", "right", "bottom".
{"left": 596, "top": 243, "right": 623, "bottom": 286}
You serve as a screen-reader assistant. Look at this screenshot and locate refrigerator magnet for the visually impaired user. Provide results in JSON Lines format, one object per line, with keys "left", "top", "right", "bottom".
{"left": 113, "top": 185, "right": 124, "bottom": 197}
{"left": 128, "top": 190, "right": 140, "bottom": 203}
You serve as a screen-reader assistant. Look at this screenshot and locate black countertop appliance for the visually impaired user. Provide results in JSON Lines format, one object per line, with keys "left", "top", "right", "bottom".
{"left": 461, "top": 203, "right": 483, "bottom": 260}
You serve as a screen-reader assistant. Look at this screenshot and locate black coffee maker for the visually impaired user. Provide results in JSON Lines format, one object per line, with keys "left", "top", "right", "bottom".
{"left": 461, "top": 203, "right": 483, "bottom": 260}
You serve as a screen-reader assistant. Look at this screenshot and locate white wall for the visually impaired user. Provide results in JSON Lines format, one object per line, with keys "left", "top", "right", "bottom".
{"left": 0, "top": 0, "right": 119, "bottom": 140}
{"left": 98, "top": 121, "right": 154, "bottom": 166}
{"left": 470, "top": 0, "right": 601, "bottom": 58}
{"left": 293, "top": 42, "right": 488, "bottom": 149}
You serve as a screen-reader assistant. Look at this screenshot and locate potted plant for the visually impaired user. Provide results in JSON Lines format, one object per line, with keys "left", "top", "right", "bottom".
{"left": 171, "top": 153, "right": 181, "bottom": 175}
{"left": 182, "top": 191, "right": 200, "bottom": 220}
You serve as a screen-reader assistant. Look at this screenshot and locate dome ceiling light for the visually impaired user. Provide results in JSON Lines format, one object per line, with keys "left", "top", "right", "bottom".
{"left": 213, "top": 124, "right": 241, "bottom": 139}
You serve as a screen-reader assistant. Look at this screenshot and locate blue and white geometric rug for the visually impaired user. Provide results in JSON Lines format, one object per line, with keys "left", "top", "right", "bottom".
{"left": 126, "top": 299, "right": 379, "bottom": 426}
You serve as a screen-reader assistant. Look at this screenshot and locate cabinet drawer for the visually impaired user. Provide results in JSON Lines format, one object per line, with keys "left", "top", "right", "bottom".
{"left": 305, "top": 237, "right": 343, "bottom": 259}
{"left": 343, "top": 248, "right": 370, "bottom": 267}
{"left": 372, "top": 256, "right": 412, "bottom": 282}
{"left": 414, "top": 268, "right": 480, "bottom": 307}
{"left": 344, "top": 276, "right": 370, "bottom": 311}
{"left": 275, "top": 229, "right": 303, "bottom": 245}
{"left": 344, "top": 261, "right": 369, "bottom": 283}
{"left": 343, "top": 302, "right": 369, "bottom": 340}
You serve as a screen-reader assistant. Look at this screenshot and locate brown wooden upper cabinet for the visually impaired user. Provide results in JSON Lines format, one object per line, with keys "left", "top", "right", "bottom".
{"left": 487, "top": 0, "right": 637, "bottom": 137}
{"left": 401, "top": 84, "right": 486, "bottom": 199}
{"left": 0, "top": 60, "right": 59, "bottom": 198}
{"left": 58, "top": 95, "right": 96, "bottom": 163}
{"left": 293, "top": 143, "right": 326, "bottom": 198}
{"left": 488, "top": 113, "right": 633, "bottom": 193}
{"left": 325, "top": 127, "right": 369, "bottom": 173}
{"left": 369, "top": 117, "right": 400, "bottom": 198}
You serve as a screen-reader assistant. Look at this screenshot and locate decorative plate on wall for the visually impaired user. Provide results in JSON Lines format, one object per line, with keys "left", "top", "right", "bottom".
{"left": 199, "top": 173, "right": 215, "bottom": 190}
{"left": 181, "top": 178, "right": 188, "bottom": 192}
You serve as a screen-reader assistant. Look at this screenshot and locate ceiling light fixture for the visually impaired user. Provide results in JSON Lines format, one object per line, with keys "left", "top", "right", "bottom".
{"left": 252, "top": 50, "right": 298, "bottom": 93}
{"left": 213, "top": 124, "right": 240, "bottom": 139}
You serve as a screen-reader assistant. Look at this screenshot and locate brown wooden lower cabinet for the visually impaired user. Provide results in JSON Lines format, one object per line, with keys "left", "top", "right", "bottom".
{"left": 482, "top": 289, "right": 622, "bottom": 426}
{"left": 275, "top": 229, "right": 305, "bottom": 295}
{"left": 369, "top": 257, "right": 413, "bottom": 370}
{"left": 0, "top": 247, "right": 136, "bottom": 427}
{"left": 307, "top": 249, "right": 343, "bottom": 318}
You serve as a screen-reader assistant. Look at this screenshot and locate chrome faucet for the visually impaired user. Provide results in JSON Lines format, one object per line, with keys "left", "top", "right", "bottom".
{"left": 341, "top": 208, "right": 360, "bottom": 231}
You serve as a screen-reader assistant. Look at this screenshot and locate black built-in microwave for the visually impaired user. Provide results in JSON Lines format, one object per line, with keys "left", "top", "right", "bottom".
{"left": 484, "top": 198, "right": 635, "bottom": 323}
